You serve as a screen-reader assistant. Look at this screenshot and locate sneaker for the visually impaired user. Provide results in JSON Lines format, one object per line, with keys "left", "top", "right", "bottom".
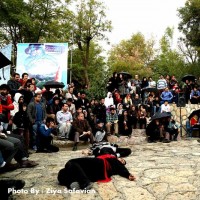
{"left": 0, "top": 163, "right": 20, "bottom": 173}
{"left": 70, "top": 182, "right": 80, "bottom": 190}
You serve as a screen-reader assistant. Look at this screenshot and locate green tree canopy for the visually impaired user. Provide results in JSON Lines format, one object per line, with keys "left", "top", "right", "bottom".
{"left": 71, "top": 0, "right": 112, "bottom": 87}
{"left": 108, "top": 32, "right": 155, "bottom": 78}
{"left": 178, "top": 0, "right": 200, "bottom": 56}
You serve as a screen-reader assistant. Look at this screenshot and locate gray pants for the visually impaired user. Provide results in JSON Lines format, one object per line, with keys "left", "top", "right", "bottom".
{"left": 0, "top": 136, "right": 25, "bottom": 163}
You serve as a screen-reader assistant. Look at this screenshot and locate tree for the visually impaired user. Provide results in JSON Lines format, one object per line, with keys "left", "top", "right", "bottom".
{"left": 153, "top": 27, "right": 186, "bottom": 80}
{"left": 71, "top": 42, "right": 107, "bottom": 98}
{"left": 71, "top": 0, "right": 112, "bottom": 87}
{"left": 178, "top": 0, "right": 200, "bottom": 56}
{"left": 108, "top": 32, "right": 155, "bottom": 78}
{"left": 0, "top": 0, "right": 72, "bottom": 64}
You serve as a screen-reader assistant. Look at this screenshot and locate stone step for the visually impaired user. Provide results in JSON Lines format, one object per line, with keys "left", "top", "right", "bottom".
{"left": 53, "top": 129, "right": 147, "bottom": 148}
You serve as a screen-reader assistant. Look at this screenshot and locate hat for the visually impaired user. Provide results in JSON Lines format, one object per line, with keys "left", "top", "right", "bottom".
{"left": 0, "top": 84, "right": 10, "bottom": 91}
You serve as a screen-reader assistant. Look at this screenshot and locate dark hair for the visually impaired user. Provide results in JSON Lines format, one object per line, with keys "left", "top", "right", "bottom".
{"left": 14, "top": 73, "right": 20, "bottom": 77}
{"left": 46, "top": 117, "right": 54, "bottom": 123}
{"left": 67, "top": 98, "right": 72, "bottom": 102}
{"left": 34, "top": 93, "right": 41, "bottom": 98}
{"left": 22, "top": 73, "right": 28, "bottom": 78}
{"left": 61, "top": 102, "right": 67, "bottom": 107}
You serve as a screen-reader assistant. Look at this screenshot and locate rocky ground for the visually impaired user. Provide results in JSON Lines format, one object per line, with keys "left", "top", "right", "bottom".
{"left": 1, "top": 135, "right": 200, "bottom": 200}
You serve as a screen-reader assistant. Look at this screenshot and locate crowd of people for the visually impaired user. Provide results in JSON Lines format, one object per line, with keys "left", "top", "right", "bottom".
{"left": 1, "top": 71, "right": 200, "bottom": 196}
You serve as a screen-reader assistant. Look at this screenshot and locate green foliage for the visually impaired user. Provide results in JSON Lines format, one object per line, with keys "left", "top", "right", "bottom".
{"left": 71, "top": 0, "right": 112, "bottom": 86}
{"left": 0, "top": 0, "right": 72, "bottom": 63}
{"left": 71, "top": 42, "right": 107, "bottom": 98}
{"left": 108, "top": 32, "right": 155, "bottom": 78}
{"left": 153, "top": 27, "right": 186, "bottom": 81}
{"left": 178, "top": 0, "right": 200, "bottom": 56}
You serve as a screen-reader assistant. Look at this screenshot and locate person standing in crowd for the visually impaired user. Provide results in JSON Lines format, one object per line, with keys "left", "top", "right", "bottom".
{"left": 76, "top": 91, "right": 90, "bottom": 111}
{"left": 182, "top": 80, "right": 192, "bottom": 104}
{"left": 137, "top": 105, "right": 147, "bottom": 129}
{"left": 7, "top": 73, "right": 22, "bottom": 91}
{"left": 128, "top": 105, "right": 138, "bottom": 129}
{"left": 0, "top": 84, "right": 14, "bottom": 130}
{"left": 107, "top": 72, "right": 118, "bottom": 92}
{"left": 65, "top": 86, "right": 78, "bottom": 103}
{"left": 169, "top": 75, "right": 178, "bottom": 90}
{"left": 46, "top": 96, "right": 61, "bottom": 120}
{"left": 157, "top": 75, "right": 167, "bottom": 91}
{"left": 19, "top": 73, "right": 29, "bottom": 88}
{"left": 7, "top": 73, "right": 23, "bottom": 99}
{"left": 10, "top": 93, "right": 24, "bottom": 117}
{"left": 105, "top": 92, "right": 114, "bottom": 110}
{"left": 113, "top": 90, "right": 122, "bottom": 107}
{"left": 132, "top": 94, "right": 142, "bottom": 110}
{"left": 132, "top": 74, "right": 141, "bottom": 96}
{"left": 123, "top": 93, "right": 133, "bottom": 110}
{"left": 190, "top": 86, "right": 200, "bottom": 104}
{"left": 93, "top": 97, "right": 106, "bottom": 124}
{"left": 66, "top": 98, "right": 76, "bottom": 115}
{"left": 118, "top": 110, "right": 132, "bottom": 136}
{"left": 13, "top": 103, "right": 30, "bottom": 152}
{"left": 148, "top": 77, "right": 156, "bottom": 88}
{"left": 118, "top": 74, "right": 127, "bottom": 98}
{"left": 20, "top": 83, "right": 35, "bottom": 105}
{"left": 27, "top": 93, "right": 47, "bottom": 150}
{"left": 56, "top": 103, "right": 73, "bottom": 139}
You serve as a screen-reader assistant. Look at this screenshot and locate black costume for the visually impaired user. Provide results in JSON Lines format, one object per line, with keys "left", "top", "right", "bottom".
{"left": 58, "top": 156, "right": 131, "bottom": 189}
{"left": 90, "top": 142, "right": 131, "bottom": 158}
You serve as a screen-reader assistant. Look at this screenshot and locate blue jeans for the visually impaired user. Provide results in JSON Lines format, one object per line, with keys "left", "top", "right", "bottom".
{"left": 32, "top": 121, "right": 43, "bottom": 148}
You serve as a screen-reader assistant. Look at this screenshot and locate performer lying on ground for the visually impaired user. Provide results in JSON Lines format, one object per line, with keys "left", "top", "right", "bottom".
{"left": 82, "top": 142, "right": 132, "bottom": 158}
{"left": 58, "top": 155, "right": 136, "bottom": 190}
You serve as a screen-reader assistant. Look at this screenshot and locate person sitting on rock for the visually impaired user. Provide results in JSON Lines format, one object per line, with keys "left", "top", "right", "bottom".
{"left": 105, "top": 107, "right": 119, "bottom": 136}
{"left": 0, "top": 128, "right": 38, "bottom": 170}
{"left": 93, "top": 120, "right": 106, "bottom": 143}
{"left": 56, "top": 102, "right": 73, "bottom": 139}
{"left": 70, "top": 113, "right": 94, "bottom": 151}
{"left": 57, "top": 154, "right": 136, "bottom": 190}
{"left": 37, "top": 117, "right": 59, "bottom": 153}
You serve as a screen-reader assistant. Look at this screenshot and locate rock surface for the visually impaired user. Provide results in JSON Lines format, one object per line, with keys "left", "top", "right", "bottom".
{"left": 1, "top": 139, "right": 200, "bottom": 200}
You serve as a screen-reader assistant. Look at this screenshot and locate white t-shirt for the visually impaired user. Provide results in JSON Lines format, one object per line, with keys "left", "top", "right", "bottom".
{"left": 161, "top": 104, "right": 171, "bottom": 113}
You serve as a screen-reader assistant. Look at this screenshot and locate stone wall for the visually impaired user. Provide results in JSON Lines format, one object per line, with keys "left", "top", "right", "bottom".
{"left": 170, "top": 103, "right": 200, "bottom": 136}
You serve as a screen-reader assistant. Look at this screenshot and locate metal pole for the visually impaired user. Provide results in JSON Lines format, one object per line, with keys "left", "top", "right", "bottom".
{"left": 180, "top": 107, "right": 182, "bottom": 137}
{"left": 69, "top": 30, "right": 74, "bottom": 84}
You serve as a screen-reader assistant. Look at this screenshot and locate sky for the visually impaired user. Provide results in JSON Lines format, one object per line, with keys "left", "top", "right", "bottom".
{"left": 101, "top": 0, "right": 187, "bottom": 51}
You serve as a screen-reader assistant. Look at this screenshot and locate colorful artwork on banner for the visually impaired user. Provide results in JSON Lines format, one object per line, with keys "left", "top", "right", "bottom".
{"left": 16, "top": 43, "right": 68, "bottom": 88}
{"left": 0, "top": 44, "right": 12, "bottom": 85}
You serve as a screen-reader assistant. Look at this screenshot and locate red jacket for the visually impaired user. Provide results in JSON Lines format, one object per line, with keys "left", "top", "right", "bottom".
{"left": 1, "top": 95, "right": 14, "bottom": 121}
{"left": 190, "top": 117, "right": 198, "bottom": 126}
